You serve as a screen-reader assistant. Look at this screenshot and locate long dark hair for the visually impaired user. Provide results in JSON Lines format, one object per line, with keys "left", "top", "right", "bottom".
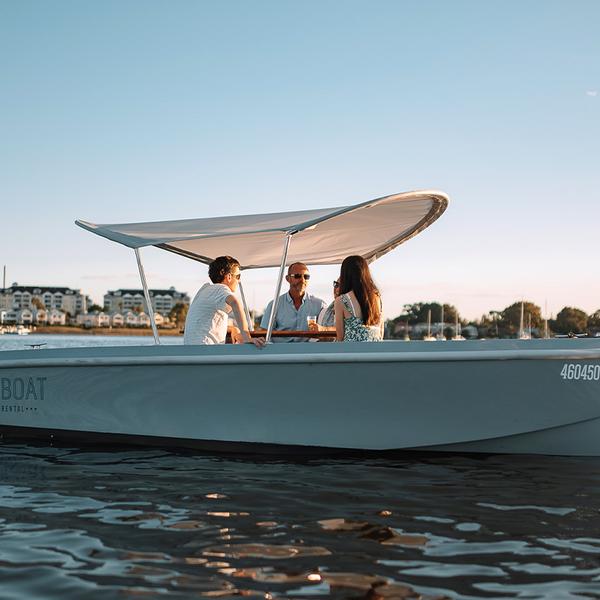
{"left": 338, "top": 255, "right": 381, "bottom": 326}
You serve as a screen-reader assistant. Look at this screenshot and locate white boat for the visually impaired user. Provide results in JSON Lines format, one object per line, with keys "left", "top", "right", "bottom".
{"left": 452, "top": 313, "right": 465, "bottom": 341}
{"left": 423, "top": 309, "right": 436, "bottom": 341}
{"left": 2, "top": 325, "right": 30, "bottom": 336}
{"left": 2, "top": 189, "right": 600, "bottom": 456}
{"left": 519, "top": 301, "right": 531, "bottom": 340}
{"left": 436, "top": 305, "right": 446, "bottom": 341}
{"left": 402, "top": 321, "right": 410, "bottom": 342}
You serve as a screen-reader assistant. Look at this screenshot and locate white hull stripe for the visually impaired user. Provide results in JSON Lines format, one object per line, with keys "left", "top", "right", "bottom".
{"left": 2, "top": 348, "right": 600, "bottom": 369}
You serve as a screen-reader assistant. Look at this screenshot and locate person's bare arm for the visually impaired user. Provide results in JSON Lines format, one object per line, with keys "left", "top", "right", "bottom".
{"left": 227, "top": 324, "right": 241, "bottom": 343}
{"left": 334, "top": 296, "right": 345, "bottom": 342}
{"left": 225, "top": 295, "right": 265, "bottom": 348}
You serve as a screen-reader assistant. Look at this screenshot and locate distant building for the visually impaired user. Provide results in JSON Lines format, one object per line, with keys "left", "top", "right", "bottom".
{"left": 138, "top": 312, "right": 151, "bottom": 327}
{"left": 47, "top": 309, "right": 67, "bottom": 326}
{"left": 0, "top": 284, "right": 87, "bottom": 317}
{"left": 76, "top": 312, "right": 109, "bottom": 328}
{"left": 103, "top": 287, "right": 189, "bottom": 316}
{"left": 124, "top": 311, "right": 139, "bottom": 327}
{"left": 34, "top": 308, "right": 48, "bottom": 324}
{"left": 111, "top": 312, "right": 125, "bottom": 327}
{"left": 0, "top": 307, "right": 66, "bottom": 326}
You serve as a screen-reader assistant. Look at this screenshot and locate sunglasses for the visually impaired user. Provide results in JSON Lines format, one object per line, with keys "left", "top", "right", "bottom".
{"left": 230, "top": 273, "right": 241, "bottom": 280}
{"left": 288, "top": 273, "right": 310, "bottom": 280}
{"left": 333, "top": 280, "right": 339, "bottom": 287}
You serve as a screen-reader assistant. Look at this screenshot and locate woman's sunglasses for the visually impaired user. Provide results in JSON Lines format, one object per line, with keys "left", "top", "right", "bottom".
{"left": 333, "top": 280, "right": 339, "bottom": 287}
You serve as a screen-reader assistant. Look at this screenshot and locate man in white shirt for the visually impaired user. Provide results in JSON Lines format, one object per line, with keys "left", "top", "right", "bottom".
{"left": 184, "top": 256, "right": 265, "bottom": 347}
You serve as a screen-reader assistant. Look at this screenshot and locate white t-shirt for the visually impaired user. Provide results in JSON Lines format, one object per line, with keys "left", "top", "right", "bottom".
{"left": 184, "top": 283, "right": 232, "bottom": 345}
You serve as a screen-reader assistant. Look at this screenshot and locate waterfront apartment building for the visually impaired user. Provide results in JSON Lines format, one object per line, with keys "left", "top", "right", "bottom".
{"left": 103, "top": 287, "right": 189, "bottom": 316}
{"left": 0, "top": 284, "right": 87, "bottom": 317}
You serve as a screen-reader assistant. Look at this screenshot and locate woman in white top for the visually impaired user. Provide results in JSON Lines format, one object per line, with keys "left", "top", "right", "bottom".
{"left": 184, "top": 256, "right": 265, "bottom": 347}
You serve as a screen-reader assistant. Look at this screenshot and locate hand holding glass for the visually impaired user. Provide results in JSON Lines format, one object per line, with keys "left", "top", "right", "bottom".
{"left": 307, "top": 315, "right": 318, "bottom": 331}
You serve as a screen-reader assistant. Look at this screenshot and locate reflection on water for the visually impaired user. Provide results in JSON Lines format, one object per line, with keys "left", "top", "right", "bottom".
{"left": 0, "top": 446, "right": 599, "bottom": 599}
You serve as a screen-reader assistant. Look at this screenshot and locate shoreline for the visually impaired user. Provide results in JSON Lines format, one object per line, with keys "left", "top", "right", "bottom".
{"left": 29, "top": 326, "right": 183, "bottom": 337}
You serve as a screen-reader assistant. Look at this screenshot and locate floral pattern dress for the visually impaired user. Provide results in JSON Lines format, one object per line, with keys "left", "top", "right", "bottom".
{"left": 340, "top": 293, "right": 382, "bottom": 342}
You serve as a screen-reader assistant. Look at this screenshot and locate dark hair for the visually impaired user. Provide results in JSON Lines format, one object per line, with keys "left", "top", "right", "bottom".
{"left": 338, "top": 255, "right": 381, "bottom": 326}
{"left": 208, "top": 256, "right": 240, "bottom": 283}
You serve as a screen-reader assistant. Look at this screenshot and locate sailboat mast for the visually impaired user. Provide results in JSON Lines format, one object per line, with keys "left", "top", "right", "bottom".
{"left": 519, "top": 301, "right": 525, "bottom": 338}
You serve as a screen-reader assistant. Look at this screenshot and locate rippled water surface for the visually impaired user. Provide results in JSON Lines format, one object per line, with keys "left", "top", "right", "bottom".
{"left": 1, "top": 447, "right": 600, "bottom": 600}
{"left": 1, "top": 336, "right": 600, "bottom": 599}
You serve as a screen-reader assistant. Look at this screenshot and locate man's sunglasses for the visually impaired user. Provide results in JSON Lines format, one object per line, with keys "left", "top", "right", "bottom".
{"left": 230, "top": 273, "right": 241, "bottom": 280}
{"left": 288, "top": 273, "right": 310, "bottom": 280}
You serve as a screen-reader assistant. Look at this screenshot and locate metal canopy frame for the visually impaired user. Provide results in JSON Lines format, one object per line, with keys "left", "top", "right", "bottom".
{"left": 134, "top": 248, "right": 161, "bottom": 345}
{"left": 265, "top": 233, "right": 293, "bottom": 343}
{"left": 238, "top": 280, "right": 253, "bottom": 332}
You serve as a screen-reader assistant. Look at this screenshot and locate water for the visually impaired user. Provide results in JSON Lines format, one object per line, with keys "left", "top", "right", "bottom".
{"left": 0, "top": 333, "right": 183, "bottom": 352}
{"left": 1, "top": 336, "right": 600, "bottom": 599}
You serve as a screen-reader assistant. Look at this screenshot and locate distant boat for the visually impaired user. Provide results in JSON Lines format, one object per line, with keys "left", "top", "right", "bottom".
{"left": 423, "top": 309, "right": 436, "bottom": 341}
{"left": 3, "top": 325, "right": 30, "bottom": 336}
{"left": 436, "top": 305, "right": 446, "bottom": 341}
{"left": 519, "top": 301, "right": 531, "bottom": 340}
{"left": 452, "top": 313, "right": 465, "bottom": 341}
{"left": 403, "top": 320, "right": 410, "bottom": 342}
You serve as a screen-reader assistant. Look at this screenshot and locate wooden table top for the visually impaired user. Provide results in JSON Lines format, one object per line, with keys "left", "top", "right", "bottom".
{"left": 250, "top": 329, "right": 336, "bottom": 339}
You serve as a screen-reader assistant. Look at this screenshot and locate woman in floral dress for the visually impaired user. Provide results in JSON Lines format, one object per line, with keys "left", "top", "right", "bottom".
{"left": 334, "top": 255, "right": 383, "bottom": 342}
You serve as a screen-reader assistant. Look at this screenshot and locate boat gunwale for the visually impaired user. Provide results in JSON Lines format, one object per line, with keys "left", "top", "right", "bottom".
{"left": 1, "top": 347, "right": 600, "bottom": 368}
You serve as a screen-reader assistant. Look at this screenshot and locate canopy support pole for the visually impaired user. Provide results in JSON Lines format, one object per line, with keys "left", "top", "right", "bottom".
{"left": 265, "top": 233, "right": 293, "bottom": 343}
{"left": 134, "top": 248, "right": 161, "bottom": 345}
{"left": 238, "top": 280, "right": 253, "bottom": 332}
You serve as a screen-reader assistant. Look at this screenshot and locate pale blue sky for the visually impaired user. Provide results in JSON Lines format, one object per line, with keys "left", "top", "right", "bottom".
{"left": 1, "top": 1, "right": 598, "bottom": 320}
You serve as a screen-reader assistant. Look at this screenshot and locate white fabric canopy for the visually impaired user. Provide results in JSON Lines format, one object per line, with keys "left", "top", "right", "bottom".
{"left": 76, "top": 190, "right": 448, "bottom": 269}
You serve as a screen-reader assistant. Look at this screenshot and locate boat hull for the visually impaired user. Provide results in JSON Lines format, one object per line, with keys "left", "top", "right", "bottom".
{"left": 1, "top": 339, "right": 600, "bottom": 456}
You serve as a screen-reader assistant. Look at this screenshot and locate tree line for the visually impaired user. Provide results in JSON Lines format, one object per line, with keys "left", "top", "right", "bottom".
{"left": 386, "top": 301, "right": 600, "bottom": 338}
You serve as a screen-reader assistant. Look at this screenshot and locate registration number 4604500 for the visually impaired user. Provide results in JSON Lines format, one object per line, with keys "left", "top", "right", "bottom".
{"left": 560, "top": 363, "right": 600, "bottom": 381}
